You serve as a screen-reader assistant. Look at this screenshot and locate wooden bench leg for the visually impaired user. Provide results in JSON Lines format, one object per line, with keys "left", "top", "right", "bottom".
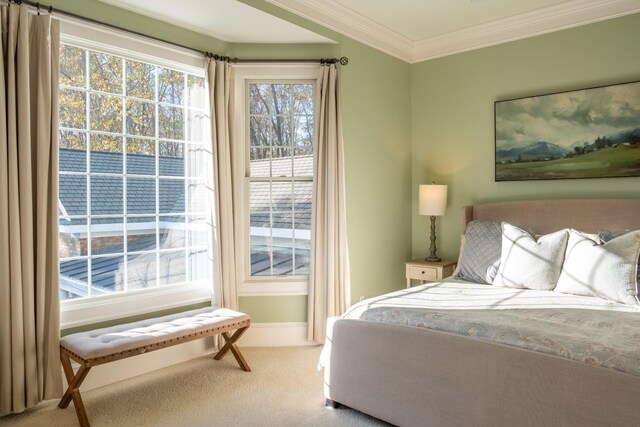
{"left": 59, "top": 350, "right": 92, "bottom": 427}
{"left": 214, "top": 326, "right": 251, "bottom": 372}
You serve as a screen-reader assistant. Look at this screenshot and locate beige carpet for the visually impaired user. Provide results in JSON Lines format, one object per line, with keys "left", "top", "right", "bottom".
{"left": 2, "top": 346, "right": 391, "bottom": 427}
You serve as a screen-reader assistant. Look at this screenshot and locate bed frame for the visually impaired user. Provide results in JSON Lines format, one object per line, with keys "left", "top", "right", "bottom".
{"left": 324, "top": 199, "right": 640, "bottom": 427}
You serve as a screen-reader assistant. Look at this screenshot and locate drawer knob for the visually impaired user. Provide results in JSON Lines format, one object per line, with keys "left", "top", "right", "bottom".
{"left": 422, "top": 271, "right": 425, "bottom": 274}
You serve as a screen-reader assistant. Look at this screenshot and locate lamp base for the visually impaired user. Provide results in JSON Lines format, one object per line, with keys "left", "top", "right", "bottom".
{"left": 425, "top": 256, "right": 441, "bottom": 262}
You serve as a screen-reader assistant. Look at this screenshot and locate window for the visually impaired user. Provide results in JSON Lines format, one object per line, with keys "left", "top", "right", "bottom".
{"left": 248, "top": 82, "right": 314, "bottom": 277}
{"left": 234, "top": 65, "right": 318, "bottom": 295}
{"left": 58, "top": 25, "right": 212, "bottom": 325}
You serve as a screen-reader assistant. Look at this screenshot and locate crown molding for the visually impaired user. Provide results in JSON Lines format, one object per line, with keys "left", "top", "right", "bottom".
{"left": 264, "top": 0, "right": 414, "bottom": 62}
{"left": 266, "top": 0, "right": 640, "bottom": 64}
{"left": 411, "top": 0, "right": 640, "bottom": 62}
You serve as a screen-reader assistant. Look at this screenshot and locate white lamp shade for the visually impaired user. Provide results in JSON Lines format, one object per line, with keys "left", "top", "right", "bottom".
{"left": 419, "top": 184, "right": 448, "bottom": 216}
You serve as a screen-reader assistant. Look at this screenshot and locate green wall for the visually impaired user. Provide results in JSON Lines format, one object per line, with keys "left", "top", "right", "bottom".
{"left": 410, "top": 13, "right": 640, "bottom": 263}
{"left": 54, "top": 0, "right": 412, "bottom": 328}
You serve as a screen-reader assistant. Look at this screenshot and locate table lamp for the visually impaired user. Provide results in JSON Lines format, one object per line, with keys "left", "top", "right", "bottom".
{"left": 419, "top": 183, "right": 448, "bottom": 262}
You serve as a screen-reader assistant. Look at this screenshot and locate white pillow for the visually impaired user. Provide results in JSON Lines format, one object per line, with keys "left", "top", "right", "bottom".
{"left": 555, "top": 229, "right": 640, "bottom": 305}
{"left": 493, "top": 223, "right": 569, "bottom": 290}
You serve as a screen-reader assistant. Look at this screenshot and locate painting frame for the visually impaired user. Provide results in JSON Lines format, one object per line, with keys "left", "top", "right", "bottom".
{"left": 494, "top": 79, "right": 640, "bottom": 182}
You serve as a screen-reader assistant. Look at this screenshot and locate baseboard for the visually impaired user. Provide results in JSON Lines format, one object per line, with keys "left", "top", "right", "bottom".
{"left": 65, "top": 322, "right": 315, "bottom": 392}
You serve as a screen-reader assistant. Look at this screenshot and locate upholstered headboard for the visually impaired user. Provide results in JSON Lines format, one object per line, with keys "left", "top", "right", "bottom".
{"left": 461, "top": 199, "right": 640, "bottom": 234}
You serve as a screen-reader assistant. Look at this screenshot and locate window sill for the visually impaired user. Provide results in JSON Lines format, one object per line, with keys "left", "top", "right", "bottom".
{"left": 238, "top": 280, "right": 308, "bottom": 296}
{"left": 60, "top": 282, "right": 212, "bottom": 329}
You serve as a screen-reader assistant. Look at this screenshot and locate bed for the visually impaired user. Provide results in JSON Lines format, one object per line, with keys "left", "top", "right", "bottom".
{"left": 320, "top": 199, "right": 640, "bottom": 427}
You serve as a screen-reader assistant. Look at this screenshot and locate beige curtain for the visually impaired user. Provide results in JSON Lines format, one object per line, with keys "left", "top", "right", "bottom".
{"left": 307, "top": 64, "right": 351, "bottom": 343}
{"left": 205, "top": 58, "right": 239, "bottom": 310}
{"left": 0, "top": 4, "right": 62, "bottom": 415}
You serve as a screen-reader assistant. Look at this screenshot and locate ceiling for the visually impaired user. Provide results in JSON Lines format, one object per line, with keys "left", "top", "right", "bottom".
{"left": 100, "top": 0, "right": 640, "bottom": 63}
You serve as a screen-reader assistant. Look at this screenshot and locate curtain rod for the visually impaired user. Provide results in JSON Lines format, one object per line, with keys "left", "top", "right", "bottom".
{"left": 10, "top": 0, "right": 348, "bottom": 66}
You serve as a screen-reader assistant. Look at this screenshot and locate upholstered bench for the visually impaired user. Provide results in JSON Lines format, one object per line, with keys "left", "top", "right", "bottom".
{"left": 59, "top": 306, "right": 251, "bottom": 427}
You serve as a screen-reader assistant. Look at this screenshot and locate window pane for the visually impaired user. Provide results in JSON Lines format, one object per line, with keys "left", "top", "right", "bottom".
{"left": 91, "top": 255, "right": 125, "bottom": 293}
{"left": 186, "top": 109, "right": 206, "bottom": 143}
{"left": 294, "top": 181, "right": 312, "bottom": 212}
{"left": 187, "top": 75, "right": 205, "bottom": 109}
{"left": 292, "top": 84, "right": 313, "bottom": 114}
{"left": 127, "top": 252, "right": 157, "bottom": 290}
{"left": 271, "top": 147, "right": 292, "bottom": 177}
{"left": 60, "top": 259, "right": 89, "bottom": 300}
{"left": 126, "top": 99, "right": 155, "bottom": 137}
{"left": 126, "top": 138, "right": 156, "bottom": 175}
{"left": 126, "top": 60, "right": 155, "bottom": 100}
{"left": 294, "top": 244, "right": 310, "bottom": 275}
{"left": 293, "top": 147, "right": 313, "bottom": 176}
{"left": 59, "top": 175, "right": 87, "bottom": 216}
{"left": 158, "top": 250, "right": 186, "bottom": 286}
{"left": 250, "top": 234, "right": 271, "bottom": 276}
{"left": 159, "top": 215, "right": 186, "bottom": 250}
{"left": 60, "top": 45, "right": 86, "bottom": 88}
{"left": 158, "top": 68, "right": 184, "bottom": 105}
{"left": 249, "top": 83, "right": 291, "bottom": 115}
{"left": 91, "top": 217, "right": 124, "bottom": 255}
{"left": 59, "top": 131, "right": 87, "bottom": 172}
{"left": 91, "top": 176, "right": 123, "bottom": 215}
{"left": 272, "top": 242, "right": 294, "bottom": 276}
{"left": 159, "top": 141, "right": 184, "bottom": 176}
{"left": 90, "top": 134, "right": 123, "bottom": 174}
{"left": 294, "top": 115, "right": 313, "bottom": 147}
{"left": 187, "top": 215, "right": 209, "bottom": 248}
{"left": 159, "top": 105, "right": 184, "bottom": 140}
{"left": 189, "top": 249, "right": 209, "bottom": 281}
{"left": 249, "top": 148, "right": 271, "bottom": 177}
{"left": 187, "top": 180, "right": 207, "bottom": 213}
{"left": 60, "top": 89, "right": 86, "bottom": 129}
{"left": 186, "top": 143, "right": 206, "bottom": 179}
{"left": 90, "top": 52, "right": 122, "bottom": 94}
{"left": 90, "top": 94, "right": 122, "bottom": 133}
{"left": 159, "top": 179, "right": 185, "bottom": 213}
{"left": 272, "top": 181, "right": 292, "bottom": 211}
{"left": 127, "top": 216, "right": 157, "bottom": 252}
{"left": 127, "top": 178, "right": 156, "bottom": 214}
{"left": 59, "top": 217, "right": 88, "bottom": 257}
{"left": 249, "top": 116, "right": 272, "bottom": 147}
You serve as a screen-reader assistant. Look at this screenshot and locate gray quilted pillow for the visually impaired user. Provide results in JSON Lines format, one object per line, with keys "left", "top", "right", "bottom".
{"left": 455, "top": 221, "right": 503, "bottom": 284}
{"left": 599, "top": 230, "right": 640, "bottom": 286}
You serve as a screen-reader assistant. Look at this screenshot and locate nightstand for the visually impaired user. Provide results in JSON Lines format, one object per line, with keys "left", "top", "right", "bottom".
{"left": 405, "top": 259, "right": 456, "bottom": 288}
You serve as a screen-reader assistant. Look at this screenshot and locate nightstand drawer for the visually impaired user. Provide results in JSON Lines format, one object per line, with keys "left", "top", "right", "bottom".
{"left": 408, "top": 265, "right": 438, "bottom": 281}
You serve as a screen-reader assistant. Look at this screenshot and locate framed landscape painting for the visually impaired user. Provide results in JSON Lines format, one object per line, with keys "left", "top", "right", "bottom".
{"left": 495, "top": 80, "right": 640, "bottom": 181}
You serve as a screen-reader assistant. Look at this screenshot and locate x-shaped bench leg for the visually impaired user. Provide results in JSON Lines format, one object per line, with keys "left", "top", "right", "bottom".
{"left": 214, "top": 326, "right": 251, "bottom": 371}
{"left": 59, "top": 351, "right": 92, "bottom": 427}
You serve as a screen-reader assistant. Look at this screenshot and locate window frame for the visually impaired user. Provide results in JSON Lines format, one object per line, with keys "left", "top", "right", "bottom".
{"left": 59, "top": 19, "right": 212, "bottom": 328}
{"left": 233, "top": 64, "right": 319, "bottom": 296}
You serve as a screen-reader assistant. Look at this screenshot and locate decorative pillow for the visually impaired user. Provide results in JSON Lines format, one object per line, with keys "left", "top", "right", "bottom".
{"left": 599, "top": 230, "right": 640, "bottom": 285}
{"left": 454, "top": 221, "right": 503, "bottom": 284}
{"left": 555, "top": 230, "right": 640, "bottom": 305}
{"left": 493, "top": 223, "right": 569, "bottom": 290}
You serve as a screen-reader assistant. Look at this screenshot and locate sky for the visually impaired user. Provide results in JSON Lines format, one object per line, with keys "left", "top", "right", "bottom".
{"left": 495, "top": 81, "right": 640, "bottom": 149}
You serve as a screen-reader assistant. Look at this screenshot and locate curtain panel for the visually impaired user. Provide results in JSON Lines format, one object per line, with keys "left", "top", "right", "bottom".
{"left": 307, "top": 64, "right": 351, "bottom": 344}
{"left": 0, "top": 4, "right": 62, "bottom": 415}
{"left": 206, "top": 58, "right": 240, "bottom": 311}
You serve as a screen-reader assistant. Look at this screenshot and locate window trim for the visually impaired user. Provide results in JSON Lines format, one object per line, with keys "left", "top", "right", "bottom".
{"left": 58, "top": 21, "right": 213, "bottom": 327}
{"left": 233, "top": 64, "right": 319, "bottom": 297}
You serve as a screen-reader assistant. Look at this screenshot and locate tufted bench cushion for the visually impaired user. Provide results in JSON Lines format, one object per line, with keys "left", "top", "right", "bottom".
{"left": 61, "top": 307, "right": 250, "bottom": 361}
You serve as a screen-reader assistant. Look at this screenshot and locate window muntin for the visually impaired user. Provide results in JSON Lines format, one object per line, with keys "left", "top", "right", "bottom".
{"left": 247, "top": 81, "right": 314, "bottom": 278}
{"left": 58, "top": 43, "right": 210, "bottom": 302}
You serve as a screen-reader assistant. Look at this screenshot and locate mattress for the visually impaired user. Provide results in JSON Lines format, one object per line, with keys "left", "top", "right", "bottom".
{"left": 338, "top": 278, "right": 640, "bottom": 377}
